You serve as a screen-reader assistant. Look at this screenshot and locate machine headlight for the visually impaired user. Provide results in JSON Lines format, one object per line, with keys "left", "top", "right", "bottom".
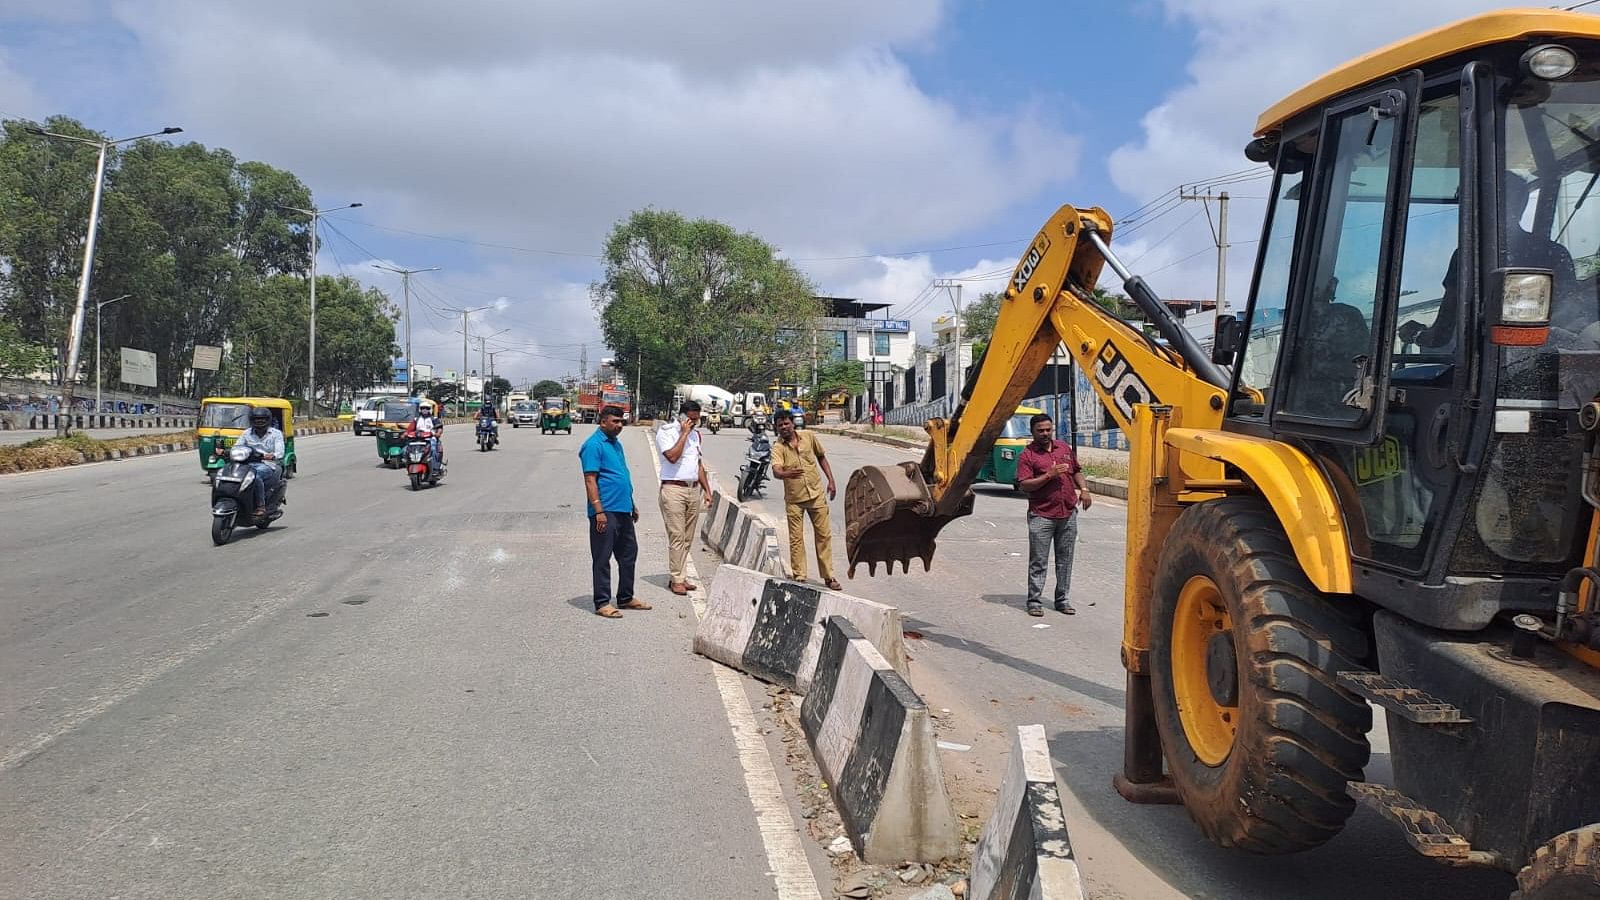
{"left": 1500, "top": 269, "right": 1552, "bottom": 324}
{"left": 1522, "top": 44, "right": 1578, "bottom": 81}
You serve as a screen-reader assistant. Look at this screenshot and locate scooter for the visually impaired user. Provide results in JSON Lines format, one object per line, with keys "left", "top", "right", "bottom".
{"left": 210, "top": 444, "right": 285, "bottom": 545}
{"left": 406, "top": 432, "right": 446, "bottom": 490}
{"left": 705, "top": 412, "right": 722, "bottom": 435}
{"left": 736, "top": 425, "right": 772, "bottom": 502}
{"left": 476, "top": 417, "right": 498, "bottom": 451}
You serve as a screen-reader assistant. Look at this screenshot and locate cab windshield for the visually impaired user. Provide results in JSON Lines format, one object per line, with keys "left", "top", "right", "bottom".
{"left": 999, "top": 414, "right": 1036, "bottom": 440}
{"left": 202, "top": 403, "right": 251, "bottom": 429}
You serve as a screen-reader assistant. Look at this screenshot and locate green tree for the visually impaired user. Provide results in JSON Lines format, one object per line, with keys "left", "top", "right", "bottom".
{"left": 529, "top": 378, "right": 565, "bottom": 398}
{"left": 0, "top": 319, "right": 51, "bottom": 377}
{"left": 959, "top": 291, "right": 1002, "bottom": 354}
{"left": 592, "top": 209, "right": 822, "bottom": 407}
{"left": 313, "top": 275, "right": 399, "bottom": 411}
{"left": 485, "top": 376, "right": 512, "bottom": 399}
{"left": 816, "top": 359, "right": 864, "bottom": 397}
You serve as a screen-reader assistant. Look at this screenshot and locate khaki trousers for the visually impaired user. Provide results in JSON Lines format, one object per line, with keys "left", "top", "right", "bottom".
{"left": 785, "top": 497, "right": 836, "bottom": 582}
{"left": 658, "top": 483, "right": 701, "bottom": 584}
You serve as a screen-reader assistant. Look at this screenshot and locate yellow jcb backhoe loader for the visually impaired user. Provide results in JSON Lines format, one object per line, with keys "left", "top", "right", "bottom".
{"left": 845, "top": 9, "right": 1600, "bottom": 895}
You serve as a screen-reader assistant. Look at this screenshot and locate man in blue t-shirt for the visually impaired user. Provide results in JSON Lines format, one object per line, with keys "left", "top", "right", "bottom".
{"left": 579, "top": 405, "right": 649, "bottom": 619}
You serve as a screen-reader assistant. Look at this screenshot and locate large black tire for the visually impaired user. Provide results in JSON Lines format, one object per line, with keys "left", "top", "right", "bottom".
{"left": 1515, "top": 826, "right": 1600, "bottom": 899}
{"left": 211, "top": 514, "right": 234, "bottom": 546}
{"left": 409, "top": 472, "right": 422, "bottom": 491}
{"left": 1150, "top": 497, "right": 1372, "bottom": 854}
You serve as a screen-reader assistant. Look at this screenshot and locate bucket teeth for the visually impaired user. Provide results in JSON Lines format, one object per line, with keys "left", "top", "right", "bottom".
{"left": 843, "top": 463, "right": 970, "bottom": 577}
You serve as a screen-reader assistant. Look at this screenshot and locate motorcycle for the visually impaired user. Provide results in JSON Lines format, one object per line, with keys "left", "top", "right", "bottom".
{"left": 736, "top": 425, "right": 772, "bottom": 502}
{"left": 210, "top": 443, "right": 285, "bottom": 545}
{"left": 706, "top": 412, "right": 722, "bottom": 435}
{"left": 406, "top": 431, "right": 446, "bottom": 490}
{"left": 476, "top": 417, "right": 499, "bottom": 452}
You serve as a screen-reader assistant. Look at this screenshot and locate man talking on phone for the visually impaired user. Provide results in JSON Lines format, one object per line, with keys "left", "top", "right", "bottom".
{"left": 655, "top": 399, "right": 713, "bottom": 595}
{"left": 1015, "top": 413, "right": 1090, "bottom": 617}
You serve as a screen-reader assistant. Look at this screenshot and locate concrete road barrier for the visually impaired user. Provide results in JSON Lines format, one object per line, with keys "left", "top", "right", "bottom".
{"left": 969, "top": 725, "right": 1087, "bottom": 900}
{"left": 801, "top": 615, "right": 958, "bottom": 864}
{"left": 694, "top": 564, "right": 906, "bottom": 694}
{"left": 700, "top": 487, "right": 786, "bottom": 577}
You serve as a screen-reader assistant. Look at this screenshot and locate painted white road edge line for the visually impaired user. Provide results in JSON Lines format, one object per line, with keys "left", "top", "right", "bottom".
{"left": 642, "top": 428, "right": 822, "bottom": 900}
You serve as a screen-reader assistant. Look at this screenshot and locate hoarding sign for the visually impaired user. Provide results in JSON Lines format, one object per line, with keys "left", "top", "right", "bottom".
{"left": 191, "top": 345, "right": 222, "bottom": 371}
{"left": 120, "top": 348, "right": 158, "bottom": 387}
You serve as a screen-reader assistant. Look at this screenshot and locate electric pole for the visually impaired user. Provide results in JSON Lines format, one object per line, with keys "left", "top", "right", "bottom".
{"left": 446, "top": 305, "right": 490, "bottom": 416}
{"left": 1179, "top": 189, "right": 1230, "bottom": 321}
{"left": 373, "top": 263, "right": 439, "bottom": 394}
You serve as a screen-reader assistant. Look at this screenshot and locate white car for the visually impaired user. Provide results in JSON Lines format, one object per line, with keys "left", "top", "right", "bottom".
{"left": 510, "top": 402, "right": 540, "bottom": 428}
{"left": 352, "top": 396, "right": 387, "bottom": 435}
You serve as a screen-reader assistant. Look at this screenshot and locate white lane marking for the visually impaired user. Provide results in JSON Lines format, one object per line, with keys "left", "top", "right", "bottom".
{"left": 0, "top": 597, "right": 289, "bottom": 772}
{"left": 642, "top": 429, "right": 821, "bottom": 900}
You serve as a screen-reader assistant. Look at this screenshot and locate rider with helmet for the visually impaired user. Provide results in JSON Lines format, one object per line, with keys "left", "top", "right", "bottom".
{"left": 476, "top": 400, "right": 499, "bottom": 443}
{"left": 410, "top": 399, "right": 445, "bottom": 467}
{"left": 233, "top": 407, "right": 285, "bottom": 517}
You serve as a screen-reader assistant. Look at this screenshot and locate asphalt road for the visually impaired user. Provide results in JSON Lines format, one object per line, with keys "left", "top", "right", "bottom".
{"left": 0, "top": 424, "right": 793, "bottom": 900}
{"left": 694, "top": 425, "right": 1516, "bottom": 900}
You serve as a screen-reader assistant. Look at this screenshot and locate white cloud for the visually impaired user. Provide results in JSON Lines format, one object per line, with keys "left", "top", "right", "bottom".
{"left": 57, "top": 0, "right": 1080, "bottom": 381}
{"left": 1106, "top": 0, "right": 1512, "bottom": 302}
{"left": 0, "top": 51, "right": 44, "bottom": 119}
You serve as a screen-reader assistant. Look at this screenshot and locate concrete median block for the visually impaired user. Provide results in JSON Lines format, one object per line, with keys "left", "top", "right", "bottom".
{"left": 968, "top": 725, "right": 1087, "bottom": 900}
{"left": 700, "top": 486, "right": 786, "bottom": 578}
{"left": 694, "top": 564, "right": 905, "bottom": 694}
{"left": 800, "top": 615, "right": 957, "bottom": 864}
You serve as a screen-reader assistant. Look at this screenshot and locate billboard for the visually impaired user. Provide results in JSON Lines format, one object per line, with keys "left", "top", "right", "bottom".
{"left": 412, "top": 363, "right": 433, "bottom": 381}
{"left": 392, "top": 358, "right": 409, "bottom": 384}
{"left": 120, "top": 348, "right": 157, "bottom": 387}
{"left": 465, "top": 376, "right": 485, "bottom": 394}
{"left": 192, "top": 345, "right": 222, "bottom": 371}
{"left": 871, "top": 319, "right": 911, "bottom": 333}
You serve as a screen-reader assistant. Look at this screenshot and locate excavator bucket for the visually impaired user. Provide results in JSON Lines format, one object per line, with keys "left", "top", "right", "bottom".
{"left": 844, "top": 462, "right": 974, "bottom": 577}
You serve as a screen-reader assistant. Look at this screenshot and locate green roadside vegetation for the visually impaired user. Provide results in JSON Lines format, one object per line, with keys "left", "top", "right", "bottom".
{"left": 0, "top": 418, "right": 361, "bottom": 474}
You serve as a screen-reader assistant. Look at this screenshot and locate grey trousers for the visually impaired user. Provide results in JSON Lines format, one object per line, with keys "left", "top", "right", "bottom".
{"left": 1026, "top": 511, "right": 1078, "bottom": 606}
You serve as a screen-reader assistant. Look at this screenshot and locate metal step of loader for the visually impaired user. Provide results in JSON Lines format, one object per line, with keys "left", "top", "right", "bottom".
{"left": 1347, "top": 782, "right": 1477, "bottom": 861}
{"left": 1337, "top": 671, "right": 1472, "bottom": 724}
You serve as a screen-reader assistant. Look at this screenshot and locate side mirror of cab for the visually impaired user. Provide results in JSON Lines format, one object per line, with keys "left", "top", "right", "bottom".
{"left": 1212, "top": 314, "right": 1245, "bottom": 366}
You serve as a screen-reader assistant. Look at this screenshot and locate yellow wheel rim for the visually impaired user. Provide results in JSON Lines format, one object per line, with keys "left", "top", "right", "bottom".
{"left": 1172, "top": 574, "right": 1238, "bottom": 767}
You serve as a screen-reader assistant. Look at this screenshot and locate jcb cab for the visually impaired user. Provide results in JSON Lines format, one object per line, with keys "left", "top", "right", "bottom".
{"left": 846, "top": 10, "right": 1600, "bottom": 894}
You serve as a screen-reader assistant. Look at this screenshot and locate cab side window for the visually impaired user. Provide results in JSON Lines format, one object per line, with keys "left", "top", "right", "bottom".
{"left": 1278, "top": 95, "right": 1402, "bottom": 423}
{"left": 1234, "top": 163, "right": 1305, "bottom": 414}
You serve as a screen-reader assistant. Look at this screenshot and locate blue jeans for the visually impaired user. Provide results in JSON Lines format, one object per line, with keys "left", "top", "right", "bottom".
{"left": 248, "top": 462, "right": 280, "bottom": 511}
{"left": 1026, "top": 511, "right": 1078, "bottom": 606}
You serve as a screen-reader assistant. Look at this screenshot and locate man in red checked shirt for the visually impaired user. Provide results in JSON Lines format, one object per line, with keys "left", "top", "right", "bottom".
{"left": 1014, "top": 412, "right": 1091, "bottom": 617}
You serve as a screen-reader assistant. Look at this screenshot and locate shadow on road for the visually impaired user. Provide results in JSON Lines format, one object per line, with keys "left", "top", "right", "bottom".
{"left": 903, "top": 616, "right": 1126, "bottom": 710}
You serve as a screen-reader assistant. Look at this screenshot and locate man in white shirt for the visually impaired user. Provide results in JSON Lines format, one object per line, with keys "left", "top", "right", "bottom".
{"left": 656, "top": 400, "right": 713, "bottom": 595}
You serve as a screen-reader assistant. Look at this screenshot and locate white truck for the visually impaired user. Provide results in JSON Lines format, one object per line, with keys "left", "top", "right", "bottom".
{"left": 673, "top": 383, "right": 736, "bottom": 416}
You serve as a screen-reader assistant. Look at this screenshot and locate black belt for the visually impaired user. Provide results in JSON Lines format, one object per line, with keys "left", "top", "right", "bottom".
{"left": 661, "top": 479, "right": 692, "bottom": 487}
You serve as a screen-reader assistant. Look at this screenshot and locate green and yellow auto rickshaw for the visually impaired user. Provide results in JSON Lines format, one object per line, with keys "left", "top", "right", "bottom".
{"left": 975, "top": 405, "right": 1045, "bottom": 489}
{"left": 371, "top": 398, "right": 421, "bottom": 467}
{"left": 539, "top": 397, "right": 572, "bottom": 435}
{"left": 197, "top": 397, "right": 297, "bottom": 481}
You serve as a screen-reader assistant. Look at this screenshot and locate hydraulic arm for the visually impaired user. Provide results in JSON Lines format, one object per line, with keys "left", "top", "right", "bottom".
{"left": 843, "top": 204, "right": 1231, "bottom": 576}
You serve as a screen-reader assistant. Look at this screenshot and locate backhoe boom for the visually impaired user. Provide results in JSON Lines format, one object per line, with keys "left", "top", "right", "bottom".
{"left": 844, "top": 204, "right": 1229, "bottom": 576}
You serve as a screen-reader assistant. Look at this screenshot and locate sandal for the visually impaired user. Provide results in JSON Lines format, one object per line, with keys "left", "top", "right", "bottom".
{"left": 824, "top": 579, "right": 843, "bottom": 591}
{"left": 595, "top": 605, "right": 623, "bottom": 618}
{"left": 618, "top": 599, "right": 653, "bottom": 611}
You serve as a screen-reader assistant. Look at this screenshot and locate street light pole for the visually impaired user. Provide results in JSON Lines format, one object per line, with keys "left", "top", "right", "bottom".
{"left": 445, "top": 305, "right": 490, "bottom": 416}
{"left": 372, "top": 263, "right": 439, "bottom": 395}
{"left": 27, "top": 124, "right": 182, "bottom": 434}
{"left": 95, "top": 293, "right": 131, "bottom": 416}
{"left": 279, "top": 201, "right": 363, "bottom": 417}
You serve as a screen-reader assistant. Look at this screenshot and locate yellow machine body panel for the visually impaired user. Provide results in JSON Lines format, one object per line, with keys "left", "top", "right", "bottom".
{"left": 1256, "top": 8, "right": 1600, "bottom": 133}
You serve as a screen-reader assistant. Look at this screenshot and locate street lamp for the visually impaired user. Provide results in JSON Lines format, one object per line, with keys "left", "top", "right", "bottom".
{"left": 94, "top": 293, "right": 131, "bottom": 415}
{"left": 444, "top": 305, "right": 491, "bottom": 416}
{"left": 28, "top": 125, "right": 181, "bottom": 433}
{"left": 278, "top": 201, "right": 363, "bottom": 417}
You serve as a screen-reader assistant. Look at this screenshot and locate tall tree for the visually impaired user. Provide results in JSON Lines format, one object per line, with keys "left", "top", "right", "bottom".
{"left": 529, "top": 378, "right": 565, "bottom": 398}
{"left": 592, "top": 209, "right": 822, "bottom": 407}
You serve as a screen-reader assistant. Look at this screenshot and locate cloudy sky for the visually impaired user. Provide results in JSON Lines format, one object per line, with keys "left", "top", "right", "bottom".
{"left": 0, "top": 0, "right": 1517, "bottom": 385}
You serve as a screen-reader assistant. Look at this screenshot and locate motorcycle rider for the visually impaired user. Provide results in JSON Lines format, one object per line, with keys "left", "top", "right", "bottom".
{"left": 234, "top": 407, "right": 285, "bottom": 518}
{"left": 476, "top": 401, "right": 498, "bottom": 444}
{"left": 410, "top": 400, "right": 445, "bottom": 468}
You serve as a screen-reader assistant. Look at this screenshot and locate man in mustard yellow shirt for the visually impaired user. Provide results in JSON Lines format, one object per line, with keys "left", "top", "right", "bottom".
{"left": 770, "top": 409, "right": 841, "bottom": 590}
